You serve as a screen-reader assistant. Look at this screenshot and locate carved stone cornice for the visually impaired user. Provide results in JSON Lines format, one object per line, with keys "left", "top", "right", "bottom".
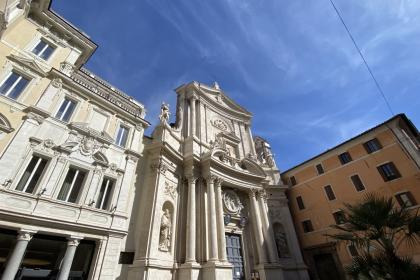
{"left": 67, "top": 122, "right": 114, "bottom": 145}
{"left": 23, "top": 106, "right": 50, "bottom": 125}
{"left": 71, "top": 69, "right": 144, "bottom": 118}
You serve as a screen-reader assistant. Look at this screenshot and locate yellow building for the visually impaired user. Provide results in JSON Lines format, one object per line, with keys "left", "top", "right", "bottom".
{"left": 282, "top": 114, "right": 420, "bottom": 280}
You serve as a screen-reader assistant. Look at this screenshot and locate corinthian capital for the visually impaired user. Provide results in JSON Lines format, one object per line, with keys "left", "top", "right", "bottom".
{"left": 248, "top": 188, "right": 259, "bottom": 198}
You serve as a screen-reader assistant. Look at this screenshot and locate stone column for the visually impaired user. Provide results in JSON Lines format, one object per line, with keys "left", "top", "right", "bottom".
{"left": 57, "top": 237, "right": 82, "bottom": 280}
{"left": 190, "top": 96, "right": 196, "bottom": 137}
{"left": 215, "top": 178, "right": 227, "bottom": 262}
{"left": 207, "top": 175, "right": 218, "bottom": 261}
{"left": 185, "top": 176, "right": 197, "bottom": 263}
{"left": 258, "top": 190, "right": 279, "bottom": 263}
{"left": 1, "top": 230, "right": 36, "bottom": 280}
{"left": 249, "top": 189, "right": 267, "bottom": 264}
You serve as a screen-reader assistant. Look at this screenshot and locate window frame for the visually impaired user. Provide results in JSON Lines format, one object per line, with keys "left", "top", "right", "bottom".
{"left": 0, "top": 70, "right": 31, "bottom": 100}
{"left": 302, "top": 220, "right": 314, "bottom": 233}
{"left": 289, "top": 176, "right": 297, "bottom": 186}
{"left": 115, "top": 123, "right": 130, "bottom": 148}
{"left": 54, "top": 96, "right": 78, "bottom": 123}
{"left": 332, "top": 210, "right": 345, "bottom": 224}
{"left": 56, "top": 165, "right": 89, "bottom": 204}
{"left": 338, "top": 152, "right": 352, "bottom": 165}
{"left": 95, "top": 176, "right": 116, "bottom": 210}
{"left": 350, "top": 174, "right": 366, "bottom": 192}
{"left": 363, "top": 138, "right": 382, "bottom": 154}
{"left": 296, "top": 196, "right": 305, "bottom": 210}
{"left": 31, "top": 39, "right": 56, "bottom": 61}
{"left": 14, "top": 154, "right": 49, "bottom": 194}
{"left": 324, "top": 185, "right": 336, "bottom": 201}
{"left": 377, "top": 162, "right": 401, "bottom": 182}
{"left": 315, "top": 163, "right": 324, "bottom": 175}
{"left": 395, "top": 191, "right": 417, "bottom": 208}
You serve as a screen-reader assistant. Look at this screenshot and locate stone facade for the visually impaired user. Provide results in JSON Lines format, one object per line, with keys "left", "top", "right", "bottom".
{"left": 0, "top": 1, "right": 148, "bottom": 279}
{"left": 127, "top": 82, "right": 308, "bottom": 280}
{"left": 0, "top": 1, "right": 308, "bottom": 280}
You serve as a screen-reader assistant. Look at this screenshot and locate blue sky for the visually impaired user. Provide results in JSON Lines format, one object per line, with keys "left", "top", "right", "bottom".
{"left": 52, "top": 0, "right": 420, "bottom": 171}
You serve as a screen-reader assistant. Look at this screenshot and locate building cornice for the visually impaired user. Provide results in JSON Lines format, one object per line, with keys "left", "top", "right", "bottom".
{"left": 49, "top": 69, "right": 150, "bottom": 128}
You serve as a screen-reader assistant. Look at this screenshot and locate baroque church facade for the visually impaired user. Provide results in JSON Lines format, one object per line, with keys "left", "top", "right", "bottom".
{"left": 0, "top": 1, "right": 309, "bottom": 280}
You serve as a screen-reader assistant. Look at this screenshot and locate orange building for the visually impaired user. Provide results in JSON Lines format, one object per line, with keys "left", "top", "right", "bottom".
{"left": 281, "top": 114, "right": 420, "bottom": 280}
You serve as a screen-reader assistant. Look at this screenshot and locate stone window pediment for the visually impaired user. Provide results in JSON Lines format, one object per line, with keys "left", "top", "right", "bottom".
{"left": 0, "top": 113, "right": 14, "bottom": 133}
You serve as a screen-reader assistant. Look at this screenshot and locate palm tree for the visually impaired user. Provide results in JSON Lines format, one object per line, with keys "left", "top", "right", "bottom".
{"left": 326, "top": 193, "right": 420, "bottom": 280}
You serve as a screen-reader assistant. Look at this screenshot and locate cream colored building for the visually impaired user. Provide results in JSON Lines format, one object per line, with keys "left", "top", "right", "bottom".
{"left": 0, "top": 1, "right": 149, "bottom": 279}
{"left": 0, "top": 1, "right": 309, "bottom": 280}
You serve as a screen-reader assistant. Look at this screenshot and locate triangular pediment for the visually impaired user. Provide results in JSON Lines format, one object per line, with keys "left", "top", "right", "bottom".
{"left": 176, "top": 82, "right": 252, "bottom": 118}
{"left": 8, "top": 53, "right": 51, "bottom": 76}
{"left": 197, "top": 83, "right": 252, "bottom": 116}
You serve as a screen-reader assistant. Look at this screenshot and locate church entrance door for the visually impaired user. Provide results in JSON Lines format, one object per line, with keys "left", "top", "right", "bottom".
{"left": 225, "top": 233, "right": 245, "bottom": 280}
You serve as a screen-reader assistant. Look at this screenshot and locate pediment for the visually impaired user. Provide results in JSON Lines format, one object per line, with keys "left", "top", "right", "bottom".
{"left": 0, "top": 113, "right": 14, "bottom": 133}
{"left": 93, "top": 151, "right": 109, "bottom": 166}
{"left": 8, "top": 53, "right": 50, "bottom": 76}
{"left": 197, "top": 84, "right": 252, "bottom": 117}
{"left": 240, "top": 157, "right": 266, "bottom": 177}
{"left": 68, "top": 122, "right": 114, "bottom": 144}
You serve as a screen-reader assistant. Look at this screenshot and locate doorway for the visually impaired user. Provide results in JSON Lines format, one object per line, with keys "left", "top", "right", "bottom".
{"left": 225, "top": 233, "right": 245, "bottom": 280}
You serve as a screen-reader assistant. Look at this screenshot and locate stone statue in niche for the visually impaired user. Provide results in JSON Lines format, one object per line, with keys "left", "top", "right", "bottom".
{"left": 274, "top": 223, "right": 290, "bottom": 258}
{"left": 159, "top": 208, "right": 172, "bottom": 252}
{"left": 159, "top": 102, "right": 170, "bottom": 124}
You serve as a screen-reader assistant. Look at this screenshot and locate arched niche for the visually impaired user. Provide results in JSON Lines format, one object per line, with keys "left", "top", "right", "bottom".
{"left": 158, "top": 201, "right": 174, "bottom": 252}
{"left": 273, "top": 223, "right": 290, "bottom": 258}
